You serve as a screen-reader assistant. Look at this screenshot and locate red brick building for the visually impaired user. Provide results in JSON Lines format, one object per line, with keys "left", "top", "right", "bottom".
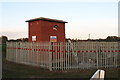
{"left": 26, "top": 17, "right": 68, "bottom": 42}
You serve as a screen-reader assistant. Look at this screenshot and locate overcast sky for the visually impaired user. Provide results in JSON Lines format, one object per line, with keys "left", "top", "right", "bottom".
{"left": 0, "top": 0, "right": 119, "bottom": 39}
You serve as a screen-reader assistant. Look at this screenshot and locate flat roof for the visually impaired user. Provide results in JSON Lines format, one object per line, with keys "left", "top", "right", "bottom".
{"left": 25, "top": 17, "right": 68, "bottom": 23}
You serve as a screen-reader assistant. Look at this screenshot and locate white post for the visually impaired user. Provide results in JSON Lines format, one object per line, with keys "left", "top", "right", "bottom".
{"left": 96, "top": 43, "right": 99, "bottom": 69}
{"left": 49, "top": 42, "right": 52, "bottom": 71}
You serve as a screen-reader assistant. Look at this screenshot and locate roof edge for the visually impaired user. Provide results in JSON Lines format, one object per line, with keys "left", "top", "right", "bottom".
{"left": 25, "top": 17, "right": 68, "bottom": 23}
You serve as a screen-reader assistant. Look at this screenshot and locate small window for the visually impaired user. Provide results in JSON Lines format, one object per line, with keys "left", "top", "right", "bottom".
{"left": 53, "top": 25, "right": 59, "bottom": 30}
{"left": 54, "top": 25, "right": 58, "bottom": 28}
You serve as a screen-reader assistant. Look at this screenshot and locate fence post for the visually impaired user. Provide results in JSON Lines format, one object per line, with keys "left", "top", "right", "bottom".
{"left": 6, "top": 42, "right": 8, "bottom": 60}
{"left": 49, "top": 42, "right": 52, "bottom": 71}
{"left": 118, "top": 42, "right": 120, "bottom": 67}
{"left": 96, "top": 42, "right": 99, "bottom": 69}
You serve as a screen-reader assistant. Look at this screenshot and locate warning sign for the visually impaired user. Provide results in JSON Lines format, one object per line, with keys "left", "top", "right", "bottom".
{"left": 32, "top": 36, "right": 36, "bottom": 41}
{"left": 50, "top": 36, "right": 57, "bottom": 42}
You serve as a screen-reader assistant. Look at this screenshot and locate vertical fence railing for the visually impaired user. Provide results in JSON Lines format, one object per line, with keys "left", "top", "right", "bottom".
{"left": 6, "top": 41, "right": 119, "bottom": 71}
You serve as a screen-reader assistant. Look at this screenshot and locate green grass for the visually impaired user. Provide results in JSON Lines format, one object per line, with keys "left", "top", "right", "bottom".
{"left": 2, "top": 58, "right": 120, "bottom": 79}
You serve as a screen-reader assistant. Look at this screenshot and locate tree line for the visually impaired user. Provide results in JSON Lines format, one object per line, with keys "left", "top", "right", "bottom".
{"left": 0, "top": 36, "right": 120, "bottom": 44}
